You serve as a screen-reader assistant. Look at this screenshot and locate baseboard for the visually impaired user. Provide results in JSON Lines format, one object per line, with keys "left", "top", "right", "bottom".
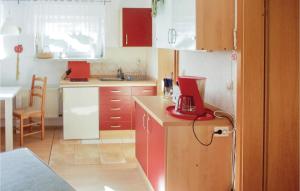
{"left": 0, "top": 117, "right": 63, "bottom": 128}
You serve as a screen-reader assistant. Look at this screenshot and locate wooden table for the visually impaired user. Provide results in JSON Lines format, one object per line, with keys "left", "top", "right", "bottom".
{"left": 0, "top": 87, "right": 21, "bottom": 151}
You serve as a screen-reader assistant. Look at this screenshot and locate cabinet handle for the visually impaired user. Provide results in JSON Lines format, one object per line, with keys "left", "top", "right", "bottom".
{"left": 142, "top": 114, "right": 146, "bottom": 129}
{"left": 111, "top": 90, "right": 121, "bottom": 93}
{"left": 126, "top": 34, "right": 128, "bottom": 45}
{"left": 110, "top": 116, "right": 121, "bottom": 120}
{"left": 111, "top": 108, "right": 121, "bottom": 111}
{"left": 143, "top": 89, "right": 152, "bottom": 93}
{"left": 146, "top": 116, "right": 150, "bottom": 134}
{"left": 168, "top": 29, "right": 171, "bottom": 44}
{"left": 111, "top": 99, "right": 121, "bottom": 102}
{"left": 110, "top": 125, "right": 121, "bottom": 128}
{"left": 172, "top": 29, "right": 177, "bottom": 44}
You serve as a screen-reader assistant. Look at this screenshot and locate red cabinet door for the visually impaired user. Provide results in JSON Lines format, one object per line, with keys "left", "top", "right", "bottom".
{"left": 135, "top": 103, "right": 148, "bottom": 174}
{"left": 131, "top": 86, "right": 157, "bottom": 130}
{"left": 148, "top": 116, "right": 166, "bottom": 191}
{"left": 122, "top": 8, "right": 152, "bottom": 47}
{"left": 131, "top": 86, "right": 157, "bottom": 96}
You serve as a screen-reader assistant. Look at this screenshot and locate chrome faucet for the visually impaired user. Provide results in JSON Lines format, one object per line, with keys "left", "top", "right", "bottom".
{"left": 117, "top": 68, "right": 125, "bottom": 80}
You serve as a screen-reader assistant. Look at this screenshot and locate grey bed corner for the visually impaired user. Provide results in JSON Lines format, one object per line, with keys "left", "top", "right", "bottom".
{"left": 0, "top": 148, "right": 75, "bottom": 191}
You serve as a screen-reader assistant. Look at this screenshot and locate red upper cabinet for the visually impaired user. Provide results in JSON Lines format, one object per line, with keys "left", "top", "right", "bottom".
{"left": 122, "top": 8, "right": 152, "bottom": 47}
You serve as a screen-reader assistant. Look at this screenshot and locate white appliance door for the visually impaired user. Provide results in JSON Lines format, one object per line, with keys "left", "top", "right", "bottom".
{"left": 63, "top": 87, "right": 99, "bottom": 140}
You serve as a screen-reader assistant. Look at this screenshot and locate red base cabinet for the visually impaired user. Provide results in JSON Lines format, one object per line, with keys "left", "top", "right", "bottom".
{"left": 135, "top": 103, "right": 166, "bottom": 191}
{"left": 134, "top": 101, "right": 233, "bottom": 191}
{"left": 135, "top": 103, "right": 148, "bottom": 173}
{"left": 148, "top": 116, "right": 166, "bottom": 191}
{"left": 99, "top": 86, "right": 156, "bottom": 130}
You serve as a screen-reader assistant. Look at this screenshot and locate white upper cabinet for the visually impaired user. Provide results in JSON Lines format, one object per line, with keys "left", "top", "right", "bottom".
{"left": 171, "top": 0, "right": 196, "bottom": 50}
{"left": 155, "top": 0, "right": 234, "bottom": 51}
{"left": 155, "top": 0, "right": 174, "bottom": 49}
{"left": 156, "top": 0, "right": 195, "bottom": 50}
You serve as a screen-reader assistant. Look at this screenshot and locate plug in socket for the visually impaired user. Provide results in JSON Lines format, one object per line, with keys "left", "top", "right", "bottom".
{"left": 214, "top": 127, "right": 229, "bottom": 137}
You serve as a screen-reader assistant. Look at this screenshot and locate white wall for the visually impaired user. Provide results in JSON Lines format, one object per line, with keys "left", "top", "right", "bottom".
{"left": 0, "top": 0, "right": 152, "bottom": 88}
{"left": 179, "top": 50, "right": 237, "bottom": 115}
{"left": 0, "top": 0, "right": 152, "bottom": 123}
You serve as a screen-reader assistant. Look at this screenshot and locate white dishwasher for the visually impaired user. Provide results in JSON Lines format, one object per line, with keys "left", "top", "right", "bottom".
{"left": 63, "top": 87, "right": 99, "bottom": 140}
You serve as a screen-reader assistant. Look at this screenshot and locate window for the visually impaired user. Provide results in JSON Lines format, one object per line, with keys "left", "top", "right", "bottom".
{"left": 33, "top": 1, "right": 105, "bottom": 59}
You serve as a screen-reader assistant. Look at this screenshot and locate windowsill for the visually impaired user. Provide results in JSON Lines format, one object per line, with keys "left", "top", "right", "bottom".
{"left": 34, "top": 57, "right": 103, "bottom": 61}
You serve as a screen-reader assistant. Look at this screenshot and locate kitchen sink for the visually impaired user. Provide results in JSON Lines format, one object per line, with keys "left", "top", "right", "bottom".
{"left": 99, "top": 77, "right": 147, "bottom": 81}
{"left": 99, "top": 77, "right": 124, "bottom": 81}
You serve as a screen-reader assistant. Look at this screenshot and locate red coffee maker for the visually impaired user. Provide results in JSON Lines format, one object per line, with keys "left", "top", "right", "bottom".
{"left": 166, "top": 76, "right": 214, "bottom": 120}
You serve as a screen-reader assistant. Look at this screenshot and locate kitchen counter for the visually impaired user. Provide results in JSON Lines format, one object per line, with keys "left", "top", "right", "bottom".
{"left": 133, "top": 96, "right": 230, "bottom": 127}
{"left": 60, "top": 78, "right": 157, "bottom": 88}
{"left": 134, "top": 96, "right": 233, "bottom": 191}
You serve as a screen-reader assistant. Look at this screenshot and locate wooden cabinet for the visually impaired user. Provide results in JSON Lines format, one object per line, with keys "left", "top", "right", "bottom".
{"left": 156, "top": 0, "right": 234, "bottom": 50}
{"left": 196, "top": 0, "right": 234, "bottom": 50}
{"left": 99, "top": 86, "right": 156, "bottom": 130}
{"left": 135, "top": 101, "right": 232, "bottom": 191}
{"left": 122, "top": 8, "right": 152, "bottom": 47}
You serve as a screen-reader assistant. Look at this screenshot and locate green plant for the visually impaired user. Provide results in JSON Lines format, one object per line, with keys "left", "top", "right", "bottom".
{"left": 152, "top": 0, "right": 164, "bottom": 17}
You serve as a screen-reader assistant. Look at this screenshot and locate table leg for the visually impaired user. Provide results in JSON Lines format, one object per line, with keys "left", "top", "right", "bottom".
{"left": 5, "top": 98, "right": 13, "bottom": 151}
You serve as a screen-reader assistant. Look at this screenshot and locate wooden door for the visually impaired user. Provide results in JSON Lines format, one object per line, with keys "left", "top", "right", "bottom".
{"left": 147, "top": 116, "right": 166, "bottom": 191}
{"left": 135, "top": 103, "right": 148, "bottom": 174}
{"left": 264, "top": 0, "right": 299, "bottom": 190}
{"left": 236, "top": 0, "right": 299, "bottom": 190}
{"left": 122, "top": 8, "right": 152, "bottom": 47}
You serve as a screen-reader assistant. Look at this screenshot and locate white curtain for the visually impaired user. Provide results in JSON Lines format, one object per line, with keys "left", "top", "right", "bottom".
{"left": 23, "top": 1, "right": 105, "bottom": 59}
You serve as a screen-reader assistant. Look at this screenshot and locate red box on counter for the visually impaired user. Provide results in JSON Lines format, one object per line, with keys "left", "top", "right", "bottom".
{"left": 67, "top": 61, "right": 90, "bottom": 82}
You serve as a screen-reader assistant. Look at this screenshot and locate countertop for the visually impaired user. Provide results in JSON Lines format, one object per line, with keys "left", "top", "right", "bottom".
{"left": 60, "top": 78, "right": 157, "bottom": 88}
{"left": 0, "top": 87, "right": 21, "bottom": 99}
{"left": 133, "top": 96, "right": 231, "bottom": 127}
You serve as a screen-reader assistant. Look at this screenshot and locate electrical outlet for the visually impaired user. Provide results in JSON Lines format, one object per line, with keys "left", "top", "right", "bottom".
{"left": 214, "top": 127, "right": 229, "bottom": 137}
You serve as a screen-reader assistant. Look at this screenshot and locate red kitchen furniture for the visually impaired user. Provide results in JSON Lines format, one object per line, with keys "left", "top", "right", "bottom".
{"left": 99, "top": 86, "right": 156, "bottom": 130}
{"left": 131, "top": 86, "right": 157, "bottom": 129}
{"left": 135, "top": 103, "right": 166, "bottom": 191}
{"left": 135, "top": 103, "right": 149, "bottom": 173}
{"left": 67, "top": 61, "right": 90, "bottom": 81}
{"left": 134, "top": 98, "right": 232, "bottom": 191}
{"left": 122, "top": 8, "right": 152, "bottom": 47}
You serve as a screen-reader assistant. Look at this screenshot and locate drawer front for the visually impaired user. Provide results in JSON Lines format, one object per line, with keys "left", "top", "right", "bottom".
{"left": 132, "top": 86, "right": 157, "bottom": 96}
{"left": 100, "top": 87, "right": 131, "bottom": 96}
{"left": 101, "top": 121, "right": 132, "bottom": 130}
{"left": 101, "top": 112, "right": 131, "bottom": 122}
{"left": 100, "top": 95, "right": 132, "bottom": 106}
{"left": 101, "top": 104, "right": 132, "bottom": 116}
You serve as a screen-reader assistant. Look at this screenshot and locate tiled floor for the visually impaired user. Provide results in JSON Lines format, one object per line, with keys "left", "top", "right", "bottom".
{"left": 0, "top": 127, "right": 150, "bottom": 191}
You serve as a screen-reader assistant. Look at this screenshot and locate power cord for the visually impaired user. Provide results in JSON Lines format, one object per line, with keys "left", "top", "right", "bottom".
{"left": 192, "top": 111, "right": 237, "bottom": 191}
{"left": 192, "top": 115, "right": 224, "bottom": 147}
{"left": 214, "top": 110, "right": 237, "bottom": 191}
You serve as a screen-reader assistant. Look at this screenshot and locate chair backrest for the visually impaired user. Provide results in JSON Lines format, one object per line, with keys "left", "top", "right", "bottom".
{"left": 29, "top": 75, "right": 47, "bottom": 114}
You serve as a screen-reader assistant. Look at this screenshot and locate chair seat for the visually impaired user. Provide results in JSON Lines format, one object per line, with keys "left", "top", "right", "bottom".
{"left": 13, "top": 107, "right": 42, "bottom": 118}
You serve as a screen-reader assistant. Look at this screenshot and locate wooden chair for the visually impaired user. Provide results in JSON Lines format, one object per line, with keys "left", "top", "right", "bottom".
{"left": 13, "top": 75, "right": 47, "bottom": 146}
